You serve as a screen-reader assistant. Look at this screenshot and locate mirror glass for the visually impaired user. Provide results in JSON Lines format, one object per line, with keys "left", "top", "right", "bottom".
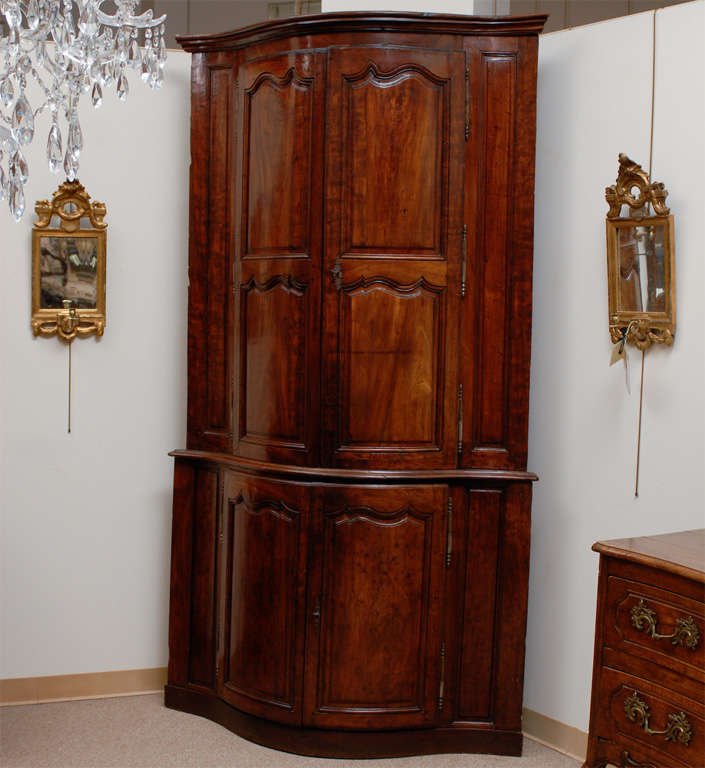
{"left": 617, "top": 223, "right": 666, "bottom": 313}
{"left": 39, "top": 235, "right": 99, "bottom": 309}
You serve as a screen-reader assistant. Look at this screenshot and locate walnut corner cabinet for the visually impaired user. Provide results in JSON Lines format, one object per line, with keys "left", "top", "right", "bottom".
{"left": 166, "top": 11, "right": 546, "bottom": 759}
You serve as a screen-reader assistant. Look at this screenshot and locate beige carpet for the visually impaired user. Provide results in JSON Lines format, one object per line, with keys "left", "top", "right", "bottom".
{"left": 0, "top": 693, "right": 580, "bottom": 768}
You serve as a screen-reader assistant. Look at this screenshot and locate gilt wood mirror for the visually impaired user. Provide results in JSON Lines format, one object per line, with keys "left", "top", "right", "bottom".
{"left": 605, "top": 154, "right": 675, "bottom": 350}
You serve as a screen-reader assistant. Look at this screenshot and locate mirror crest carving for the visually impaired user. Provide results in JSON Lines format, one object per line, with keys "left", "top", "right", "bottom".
{"left": 606, "top": 153, "right": 670, "bottom": 220}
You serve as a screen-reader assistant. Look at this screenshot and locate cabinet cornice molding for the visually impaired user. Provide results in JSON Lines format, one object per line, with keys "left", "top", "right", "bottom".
{"left": 176, "top": 12, "right": 548, "bottom": 53}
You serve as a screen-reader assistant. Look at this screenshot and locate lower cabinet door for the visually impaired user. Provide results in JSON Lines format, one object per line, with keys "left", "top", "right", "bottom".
{"left": 303, "top": 484, "right": 447, "bottom": 729}
{"left": 219, "top": 472, "right": 310, "bottom": 725}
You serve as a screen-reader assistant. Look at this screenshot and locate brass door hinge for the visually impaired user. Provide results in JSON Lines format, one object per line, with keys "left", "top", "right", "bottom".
{"left": 215, "top": 609, "right": 223, "bottom": 682}
{"left": 215, "top": 612, "right": 225, "bottom": 687}
{"left": 215, "top": 504, "right": 225, "bottom": 685}
{"left": 464, "top": 61, "right": 470, "bottom": 141}
{"left": 215, "top": 604, "right": 223, "bottom": 679}
{"left": 445, "top": 497, "right": 453, "bottom": 568}
{"left": 438, "top": 641, "right": 446, "bottom": 710}
{"left": 457, "top": 384, "right": 463, "bottom": 456}
{"left": 461, "top": 224, "right": 467, "bottom": 298}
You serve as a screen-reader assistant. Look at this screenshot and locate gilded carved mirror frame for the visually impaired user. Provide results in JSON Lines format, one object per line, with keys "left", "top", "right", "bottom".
{"left": 31, "top": 180, "right": 107, "bottom": 342}
{"left": 605, "top": 154, "right": 675, "bottom": 350}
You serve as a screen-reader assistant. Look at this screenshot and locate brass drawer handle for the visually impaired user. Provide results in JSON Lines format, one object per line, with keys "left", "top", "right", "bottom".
{"left": 630, "top": 599, "right": 700, "bottom": 649}
{"left": 624, "top": 691, "right": 692, "bottom": 746}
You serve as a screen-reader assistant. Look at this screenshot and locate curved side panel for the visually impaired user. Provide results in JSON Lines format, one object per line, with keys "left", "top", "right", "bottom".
{"left": 219, "top": 472, "right": 311, "bottom": 725}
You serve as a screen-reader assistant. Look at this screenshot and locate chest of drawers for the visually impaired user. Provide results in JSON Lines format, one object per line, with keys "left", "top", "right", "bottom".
{"left": 584, "top": 530, "right": 705, "bottom": 768}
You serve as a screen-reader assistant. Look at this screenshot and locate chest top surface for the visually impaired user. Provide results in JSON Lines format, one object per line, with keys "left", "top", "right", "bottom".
{"left": 593, "top": 529, "right": 705, "bottom": 584}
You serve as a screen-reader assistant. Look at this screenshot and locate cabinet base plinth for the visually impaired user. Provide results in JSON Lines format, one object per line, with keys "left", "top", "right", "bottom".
{"left": 164, "top": 685, "right": 523, "bottom": 758}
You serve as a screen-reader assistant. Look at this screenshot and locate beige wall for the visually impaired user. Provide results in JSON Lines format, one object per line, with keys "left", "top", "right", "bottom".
{"left": 323, "top": 0, "right": 482, "bottom": 12}
{"left": 511, "top": 0, "right": 689, "bottom": 33}
{"left": 159, "top": 0, "right": 695, "bottom": 45}
{"left": 526, "top": 0, "right": 704, "bottom": 730}
{"left": 156, "top": 0, "right": 273, "bottom": 48}
{"left": 0, "top": 51, "right": 192, "bottom": 678}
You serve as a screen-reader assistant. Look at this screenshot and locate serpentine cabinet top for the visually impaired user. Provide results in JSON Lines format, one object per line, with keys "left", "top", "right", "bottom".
{"left": 176, "top": 11, "right": 549, "bottom": 52}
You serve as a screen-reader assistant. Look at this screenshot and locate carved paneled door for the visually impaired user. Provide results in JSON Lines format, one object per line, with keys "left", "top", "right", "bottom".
{"left": 232, "top": 52, "right": 325, "bottom": 466}
{"left": 218, "top": 472, "right": 310, "bottom": 725}
{"left": 303, "top": 484, "right": 447, "bottom": 729}
{"left": 321, "top": 47, "right": 465, "bottom": 469}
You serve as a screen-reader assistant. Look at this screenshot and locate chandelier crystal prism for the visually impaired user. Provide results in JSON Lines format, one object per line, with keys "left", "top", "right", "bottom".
{"left": 0, "top": 0, "right": 166, "bottom": 221}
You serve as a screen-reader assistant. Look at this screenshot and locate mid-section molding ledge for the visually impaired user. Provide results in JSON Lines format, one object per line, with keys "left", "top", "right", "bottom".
{"left": 169, "top": 449, "right": 538, "bottom": 483}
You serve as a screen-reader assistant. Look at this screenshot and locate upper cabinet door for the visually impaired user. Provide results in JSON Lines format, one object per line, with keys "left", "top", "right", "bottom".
{"left": 322, "top": 47, "right": 465, "bottom": 469}
{"left": 233, "top": 52, "right": 325, "bottom": 466}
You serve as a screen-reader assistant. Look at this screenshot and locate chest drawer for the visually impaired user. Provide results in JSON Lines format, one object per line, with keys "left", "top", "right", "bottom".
{"left": 585, "top": 531, "right": 705, "bottom": 768}
{"left": 604, "top": 576, "right": 705, "bottom": 686}
{"left": 597, "top": 667, "right": 705, "bottom": 768}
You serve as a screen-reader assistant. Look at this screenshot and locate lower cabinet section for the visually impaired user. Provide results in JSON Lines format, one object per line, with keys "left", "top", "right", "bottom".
{"left": 167, "top": 456, "right": 533, "bottom": 756}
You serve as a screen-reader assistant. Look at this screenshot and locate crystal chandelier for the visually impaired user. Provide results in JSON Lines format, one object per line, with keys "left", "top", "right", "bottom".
{"left": 0, "top": 1, "right": 166, "bottom": 221}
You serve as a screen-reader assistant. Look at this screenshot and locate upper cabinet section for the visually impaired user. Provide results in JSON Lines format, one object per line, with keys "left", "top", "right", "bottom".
{"left": 180, "top": 13, "right": 544, "bottom": 472}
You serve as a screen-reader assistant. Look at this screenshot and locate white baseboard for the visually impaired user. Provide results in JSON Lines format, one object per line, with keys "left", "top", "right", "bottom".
{"left": 523, "top": 706, "right": 588, "bottom": 762}
{"left": 0, "top": 667, "right": 168, "bottom": 706}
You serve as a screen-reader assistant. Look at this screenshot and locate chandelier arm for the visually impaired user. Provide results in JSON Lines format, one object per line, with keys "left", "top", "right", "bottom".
{"left": 33, "top": 101, "right": 51, "bottom": 119}
{"left": 95, "top": 8, "right": 167, "bottom": 28}
{"left": 35, "top": 47, "right": 64, "bottom": 80}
